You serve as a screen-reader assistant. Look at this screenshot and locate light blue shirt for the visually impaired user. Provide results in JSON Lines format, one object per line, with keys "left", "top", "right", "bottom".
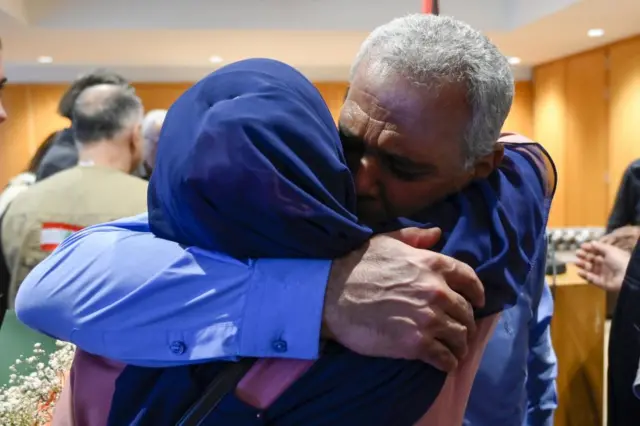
{"left": 464, "top": 272, "right": 558, "bottom": 425}
{"left": 15, "top": 214, "right": 331, "bottom": 366}
{"left": 16, "top": 215, "right": 557, "bottom": 423}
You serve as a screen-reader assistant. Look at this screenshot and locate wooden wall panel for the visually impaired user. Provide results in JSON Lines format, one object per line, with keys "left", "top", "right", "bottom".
{"left": 0, "top": 86, "right": 34, "bottom": 188}
{"left": 503, "top": 81, "right": 534, "bottom": 137}
{"left": 534, "top": 61, "right": 567, "bottom": 227}
{"left": 609, "top": 37, "right": 640, "bottom": 208}
{"left": 0, "top": 81, "right": 350, "bottom": 188}
{"left": 564, "top": 49, "right": 609, "bottom": 226}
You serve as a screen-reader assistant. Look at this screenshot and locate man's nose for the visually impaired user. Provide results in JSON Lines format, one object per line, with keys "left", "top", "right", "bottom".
{"left": 354, "top": 155, "right": 381, "bottom": 197}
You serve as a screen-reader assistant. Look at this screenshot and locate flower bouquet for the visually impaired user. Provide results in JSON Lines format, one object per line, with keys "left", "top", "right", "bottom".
{"left": 0, "top": 341, "right": 75, "bottom": 426}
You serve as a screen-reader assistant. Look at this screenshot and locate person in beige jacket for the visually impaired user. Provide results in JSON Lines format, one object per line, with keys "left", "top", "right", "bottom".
{"left": 0, "top": 84, "right": 148, "bottom": 314}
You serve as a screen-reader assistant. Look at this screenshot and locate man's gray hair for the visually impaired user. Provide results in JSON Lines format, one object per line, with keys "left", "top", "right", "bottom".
{"left": 141, "top": 109, "right": 167, "bottom": 167}
{"left": 71, "top": 84, "right": 143, "bottom": 145}
{"left": 351, "top": 14, "right": 514, "bottom": 165}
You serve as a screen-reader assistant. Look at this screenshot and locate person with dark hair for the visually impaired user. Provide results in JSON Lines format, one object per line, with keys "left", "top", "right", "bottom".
{"left": 0, "top": 85, "right": 147, "bottom": 324}
{"left": 0, "top": 132, "right": 57, "bottom": 217}
{"left": 35, "top": 69, "right": 131, "bottom": 181}
{"left": 576, "top": 240, "right": 640, "bottom": 426}
{"left": 0, "top": 133, "right": 57, "bottom": 318}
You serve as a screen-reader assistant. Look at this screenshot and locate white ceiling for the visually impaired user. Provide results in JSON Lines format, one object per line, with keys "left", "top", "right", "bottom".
{"left": 1, "top": 0, "right": 639, "bottom": 83}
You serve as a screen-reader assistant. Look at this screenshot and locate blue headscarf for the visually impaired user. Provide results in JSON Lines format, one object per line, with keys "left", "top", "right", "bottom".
{"left": 148, "top": 58, "right": 371, "bottom": 259}
{"left": 109, "top": 59, "right": 554, "bottom": 426}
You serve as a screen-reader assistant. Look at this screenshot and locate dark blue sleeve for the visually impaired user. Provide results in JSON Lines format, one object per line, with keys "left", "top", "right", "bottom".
{"left": 400, "top": 143, "right": 556, "bottom": 317}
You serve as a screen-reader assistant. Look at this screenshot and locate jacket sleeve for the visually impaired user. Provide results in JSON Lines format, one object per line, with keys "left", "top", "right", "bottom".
{"left": 15, "top": 215, "right": 331, "bottom": 367}
{"left": 607, "top": 164, "right": 637, "bottom": 232}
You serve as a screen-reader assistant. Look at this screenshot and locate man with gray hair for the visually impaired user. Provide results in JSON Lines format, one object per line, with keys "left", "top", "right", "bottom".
{"left": 1, "top": 84, "right": 148, "bottom": 305}
{"left": 141, "top": 109, "right": 166, "bottom": 174}
{"left": 346, "top": 16, "right": 557, "bottom": 425}
{"left": 17, "top": 14, "right": 555, "bottom": 425}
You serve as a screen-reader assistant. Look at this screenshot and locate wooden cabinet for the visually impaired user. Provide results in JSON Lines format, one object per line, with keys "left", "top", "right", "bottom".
{"left": 549, "top": 264, "right": 606, "bottom": 426}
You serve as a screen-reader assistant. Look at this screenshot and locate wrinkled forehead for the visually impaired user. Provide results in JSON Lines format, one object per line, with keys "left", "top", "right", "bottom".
{"left": 343, "top": 64, "right": 470, "bottom": 164}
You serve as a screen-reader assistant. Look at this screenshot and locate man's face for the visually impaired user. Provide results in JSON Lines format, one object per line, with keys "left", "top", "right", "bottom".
{"left": 340, "top": 65, "right": 501, "bottom": 225}
{"left": 0, "top": 50, "right": 7, "bottom": 125}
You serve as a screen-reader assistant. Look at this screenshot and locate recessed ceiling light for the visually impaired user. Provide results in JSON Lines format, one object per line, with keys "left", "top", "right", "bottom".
{"left": 37, "top": 56, "right": 53, "bottom": 64}
{"left": 209, "top": 56, "right": 223, "bottom": 64}
{"left": 588, "top": 28, "right": 605, "bottom": 38}
{"left": 508, "top": 57, "right": 521, "bottom": 65}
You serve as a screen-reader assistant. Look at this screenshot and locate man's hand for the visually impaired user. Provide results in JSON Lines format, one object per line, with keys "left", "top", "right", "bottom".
{"left": 599, "top": 225, "right": 640, "bottom": 253}
{"left": 322, "top": 228, "right": 485, "bottom": 372}
{"left": 575, "top": 241, "right": 631, "bottom": 292}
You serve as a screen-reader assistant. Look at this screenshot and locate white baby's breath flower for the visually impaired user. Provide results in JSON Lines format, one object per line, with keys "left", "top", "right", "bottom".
{"left": 0, "top": 340, "right": 76, "bottom": 425}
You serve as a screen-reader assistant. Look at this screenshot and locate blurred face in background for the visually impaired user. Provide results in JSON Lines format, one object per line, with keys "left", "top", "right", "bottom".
{"left": 0, "top": 48, "right": 7, "bottom": 125}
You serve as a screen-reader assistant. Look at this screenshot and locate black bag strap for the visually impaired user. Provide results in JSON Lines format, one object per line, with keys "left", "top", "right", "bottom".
{"left": 176, "top": 358, "right": 257, "bottom": 426}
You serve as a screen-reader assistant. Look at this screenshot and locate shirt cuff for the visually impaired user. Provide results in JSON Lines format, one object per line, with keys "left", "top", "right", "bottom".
{"left": 240, "top": 258, "right": 331, "bottom": 360}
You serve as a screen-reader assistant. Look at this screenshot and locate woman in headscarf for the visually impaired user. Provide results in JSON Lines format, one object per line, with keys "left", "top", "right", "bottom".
{"left": 55, "top": 58, "right": 552, "bottom": 426}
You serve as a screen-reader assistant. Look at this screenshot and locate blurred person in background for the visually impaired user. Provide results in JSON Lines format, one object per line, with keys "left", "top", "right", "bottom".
{"left": 0, "top": 84, "right": 148, "bottom": 323}
{"left": 0, "top": 132, "right": 57, "bottom": 217}
{"left": 603, "top": 158, "right": 640, "bottom": 251}
{"left": 599, "top": 158, "right": 640, "bottom": 316}
{"left": 140, "top": 109, "right": 166, "bottom": 175}
{"left": 36, "top": 69, "right": 130, "bottom": 181}
{"left": 576, "top": 240, "right": 639, "bottom": 426}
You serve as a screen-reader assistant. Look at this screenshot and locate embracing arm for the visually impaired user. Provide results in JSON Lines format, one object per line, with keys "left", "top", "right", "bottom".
{"left": 15, "top": 216, "right": 331, "bottom": 367}
{"left": 15, "top": 214, "right": 483, "bottom": 371}
{"left": 525, "top": 283, "right": 558, "bottom": 426}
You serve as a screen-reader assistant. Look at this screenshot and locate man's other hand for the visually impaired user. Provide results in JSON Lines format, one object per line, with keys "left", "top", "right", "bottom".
{"left": 322, "top": 228, "right": 484, "bottom": 372}
{"left": 599, "top": 225, "right": 640, "bottom": 253}
{"left": 576, "top": 241, "right": 631, "bottom": 292}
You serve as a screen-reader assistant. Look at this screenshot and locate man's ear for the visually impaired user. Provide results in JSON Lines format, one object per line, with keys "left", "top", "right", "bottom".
{"left": 130, "top": 124, "right": 142, "bottom": 152}
{"left": 128, "top": 124, "right": 143, "bottom": 171}
{"left": 472, "top": 144, "right": 504, "bottom": 179}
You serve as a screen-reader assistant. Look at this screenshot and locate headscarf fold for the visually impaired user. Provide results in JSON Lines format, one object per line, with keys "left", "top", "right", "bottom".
{"left": 148, "top": 59, "right": 371, "bottom": 259}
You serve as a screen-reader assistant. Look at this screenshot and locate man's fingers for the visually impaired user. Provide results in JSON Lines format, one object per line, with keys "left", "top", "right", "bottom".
{"left": 432, "top": 310, "right": 470, "bottom": 361}
{"left": 432, "top": 288, "right": 476, "bottom": 337}
{"left": 575, "top": 248, "right": 591, "bottom": 261}
{"left": 386, "top": 227, "right": 442, "bottom": 249}
{"left": 419, "top": 339, "right": 459, "bottom": 372}
{"left": 442, "top": 261, "right": 485, "bottom": 309}
{"left": 577, "top": 270, "right": 605, "bottom": 289}
{"left": 575, "top": 258, "right": 592, "bottom": 272}
{"left": 591, "top": 240, "right": 613, "bottom": 254}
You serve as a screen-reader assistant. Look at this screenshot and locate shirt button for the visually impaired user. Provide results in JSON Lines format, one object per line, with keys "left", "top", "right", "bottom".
{"left": 272, "top": 339, "right": 288, "bottom": 353}
{"left": 170, "top": 340, "right": 187, "bottom": 355}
